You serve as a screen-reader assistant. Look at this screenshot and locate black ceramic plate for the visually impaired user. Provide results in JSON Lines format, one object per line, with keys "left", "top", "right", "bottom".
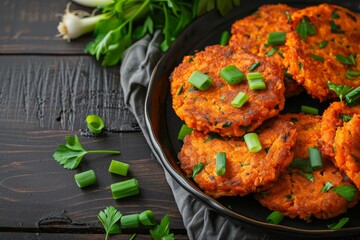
{"left": 145, "top": 0, "right": 360, "bottom": 237}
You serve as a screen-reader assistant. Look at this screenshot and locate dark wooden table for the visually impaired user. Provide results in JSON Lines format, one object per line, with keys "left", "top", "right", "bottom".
{"left": 0, "top": 0, "right": 188, "bottom": 239}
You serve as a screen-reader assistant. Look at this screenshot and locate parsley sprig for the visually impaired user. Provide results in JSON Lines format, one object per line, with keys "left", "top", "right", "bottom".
{"left": 150, "top": 214, "right": 174, "bottom": 240}
{"left": 98, "top": 206, "right": 122, "bottom": 240}
{"left": 52, "top": 135, "right": 120, "bottom": 169}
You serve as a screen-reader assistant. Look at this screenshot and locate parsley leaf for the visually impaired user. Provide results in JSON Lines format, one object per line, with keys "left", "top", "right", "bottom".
{"left": 327, "top": 81, "right": 353, "bottom": 102}
{"left": 52, "top": 135, "right": 120, "bottom": 169}
{"left": 98, "top": 206, "right": 122, "bottom": 240}
{"left": 150, "top": 214, "right": 174, "bottom": 240}
{"left": 296, "top": 16, "right": 316, "bottom": 40}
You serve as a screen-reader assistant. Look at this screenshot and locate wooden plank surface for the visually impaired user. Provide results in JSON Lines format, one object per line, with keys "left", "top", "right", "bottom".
{"left": 0, "top": 0, "right": 188, "bottom": 238}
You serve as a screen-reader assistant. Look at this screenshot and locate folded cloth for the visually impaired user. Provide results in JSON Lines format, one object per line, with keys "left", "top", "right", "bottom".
{"left": 119, "top": 30, "right": 359, "bottom": 240}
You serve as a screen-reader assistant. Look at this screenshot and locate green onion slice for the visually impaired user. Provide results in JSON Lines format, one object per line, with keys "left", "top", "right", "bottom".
{"left": 345, "top": 70, "right": 360, "bottom": 80}
{"left": 321, "top": 181, "right": 333, "bottom": 192}
{"left": 108, "top": 160, "right": 129, "bottom": 176}
{"left": 332, "top": 185, "right": 357, "bottom": 201}
{"left": 345, "top": 86, "right": 360, "bottom": 105}
{"left": 74, "top": 170, "right": 96, "bottom": 188}
{"left": 285, "top": 11, "right": 292, "bottom": 23}
{"left": 247, "top": 72, "right": 266, "bottom": 90}
{"left": 216, "top": 152, "right": 226, "bottom": 176}
{"left": 192, "top": 163, "right": 204, "bottom": 178}
{"left": 111, "top": 178, "right": 139, "bottom": 200}
{"left": 86, "top": 114, "right": 105, "bottom": 134}
{"left": 121, "top": 214, "right": 140, "bottom": 228}
{"left": 265, "top": 47, "right": 278, "bottom": 56}
{"left": 177, "top": 83, "right": 184, "bottom": 95}
{"left": 299, "top": 171, "right": 314, "bottom": 182}
{"left": 328, "top": 217, "right": 349, "bottom": 230}
{"left": 220, "top": 31, "right": 230, "bottom": 46}
{"left": 301, "top": 105, "right": 318, "bottom": 115}
{"left": 291, "top": 158, "right": 312, "bottom": 172}
{"left": 310, "top": 54, "right": 324, "bottom": 63}
{"left": 249, "top": 61, "right": 260, "bottom": 71}
{"left": 318, "top": 40, "right": 328, "bottom": 49}
{"left": 188, "top": 70, "right": 212, "bottom": 90}
{"left": 244, "top": 133, "right": 262, "bottom": 153}
{"left": 308, "top": 147, "right": 323, "bottom": 170}
{"left": 335, "top": 54, "right": 356, "bottom": 65}
{"left": 231, "top": 92, "right": 248, "bottom": 108}
{"left": 177, "top": 124, "right": 193, "bottom": 140}
{"left": 266, "top": 211, "right": 284, "bottom": 224}
{"left": 267, "top": 32, "right": 286, "bottom": 45}
{"left": 220, "top": 65, "right": 245, "bottom": 84}
{"left": 139, "top": 210, "right": 156, "bottom": 226}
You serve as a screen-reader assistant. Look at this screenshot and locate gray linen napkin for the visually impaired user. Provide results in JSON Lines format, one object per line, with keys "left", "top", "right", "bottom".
{"left": 120, "top": 30, "right": 268, "bottom": 240}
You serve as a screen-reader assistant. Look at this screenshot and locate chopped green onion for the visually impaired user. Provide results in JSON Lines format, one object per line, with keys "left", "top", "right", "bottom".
{"left": 265, "top": 47, "right": 278, "bottom": 56}
{"left": 283, "top": 71, "right": 292, "bottom": 78}
{"left": 298, "top": 171, "right": 314, "bottom": 182}
{"left": 244, "top": 133, "right": 262, "bottom": 153}
{"left": 231, "top": 92, "right": 248, "bottom": 108}
{"left": 308, "top": 147, "right": 323, "bottom": 170}
{"left": 249, "top": 61, "right": 260, "bottom": 71}
{"left": 310, "top": 54, "right": 324, "bottom": 63}
{"left": 335, "top": 54, "right": 356, "bottom": 65}
{"left": 340, "top": 114, "right": 353, "bottom": 122}
{"left": 330, "top": 20, "right": 345, "bottom": 34}
{"left": 332, "top": 10, "right": 340, "bottom": 19}
{"left": 121, "top": 214, "right": 140, "bottom": 228}
{"left": 301, "top": 105, "right": 318, "bottom": 115}
{"left": 267, "top": 32, "right": 286, "bottom": 45}
{"left": 277, "top": 51, "right": 284, "bottom": 58}
{"left": 220, "top": 31, "right": 230, "bottom": 46}
{"left": 285, "top": 11, "right": 292, "bottom": 23}
{"left": 345, "top": 86, "right": 360, "bottom": 105}
{"left": 216, "top": 152, "right": 226, "bottom": 176}
{"left": 108, "top": 160, "right": 129, "bottom": 176}
{"left": 321, "top": 181, "right": 333, "bottom": 192}
{"left": 247, "top": 72, "right": 266, "bottom": 90}
{"left": 328, "top": 217, "right": 349, "bottom": 230}
{"left": 204, "top": 132, "right": 223, "bottom": 142}
{"left": 318, "top": 40, "right": 328, "bottom": 49}
{"left": 345, "top": 70, "right": 360, "bottom": 80}
{"left": 188, "top": 71, "right": 212, "bottom": 90}
{"left": 220, "top": 65, "right": 244, "bottom": 84}
{"left": 332, "top": 185, "right": 357, "bottom": 201}
{"left": 86, "top": 114, "right": 105, "bottom": 134}
{"left": 222, "top": 121, "right": 232, "bottom": 128}
{"left": 74, "top": 169, "right": 96, "bottom": 188}
{"left": 192, "top": 163, "right": 204, "bottom": 178}
{"left": 266, "top": 211, "right": 284, "bottom": 224}
{"left": 111, "top": 178, "right": 139, "bottom": 200}
{"left": 177, "top": 83, "right": 184, "bottom": 95}
{"left": 177, "top": 124, "right": 193, "bottom": 140}
{"left": 139, "top": 210, "right": 156, "bottom": 226}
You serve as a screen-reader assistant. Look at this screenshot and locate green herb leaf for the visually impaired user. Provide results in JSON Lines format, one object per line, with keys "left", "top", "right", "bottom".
{"left": 332, "top": 185, "right": 357, "bottom": 201}
{"left": 345, "top": 70, "right": 360, "bottom": 80}
{"left": 291, "top": 158, "right": 312, "bottom": 172}
{"left": 327, "top": 81, "right": 353, "bottom": 102}
{"left": 330, "top": 20, "right": 345, "bottom": 34}
{"left": 150, "top": 214, "right": 174, "bottom": 240}
{"left": 53, "top": 135, "right": 120, "bottom": 169}
{"left": 328, "top": 217, "right": 349, "bottom": 230}
{"left": 298, "top": 171, "right": 314, "bottom": 182}
{"left": 340, "top": 114, "right": 353, "bottom": 122}
{"left": 296, "top": 16, "right": 316, "bottom": 40}
{"left": 318, "top": 40, "right": 328, "bottom": 49}
{"left": 335, "top": 54, "right": 356, "bottom": 65}
{"left": 194, "top": 0, "right": 240, "bottom": 17}
{"left": 98, "top": 206, "right": 122, "bottom": 240}
{"left": 310, "top": 54, "right": 324, "bottom": 63}
{"left": 192, "top": 163, "right": 204, "bottom": 178}
{"left": 332, "top": 10, "right": 340, "bottom": 19}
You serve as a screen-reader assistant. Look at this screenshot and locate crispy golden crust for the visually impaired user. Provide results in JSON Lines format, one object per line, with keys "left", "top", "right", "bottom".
{"left": 171, "top": 45, "right": 285, "bottom": 137}
{"left": 320, "top": 102, "right": 360, "bottom": 159}
{"left": 255, "top": 114, "right": 359, "bottom": 221}
{"left": 230, "top": 4, "right": 303, "bottom": 98}
{"left": 283, "top": 4, "right": 360, "bottom": 101}
{"left": 178, "top": 117, "right": 296, "bottom": 198}
{"left": 334, "top": 114, "right": 360, "bottom": 189}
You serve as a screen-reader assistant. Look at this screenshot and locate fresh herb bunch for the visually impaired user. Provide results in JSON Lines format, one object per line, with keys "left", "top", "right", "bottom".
{"left": 58, "top": 0, "right": 240, "bottom": 66}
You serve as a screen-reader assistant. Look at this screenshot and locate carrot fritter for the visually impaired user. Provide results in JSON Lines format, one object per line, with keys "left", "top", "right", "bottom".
{"left": 178, "top": 117, "right": 296, "bottom": 198}
{"left": 283, "top": 4, "right": 360, "bottom": 101}
{"left": 255, "top": 114, "right": 359, "bottom": 221}
{"left": 230, "top": 4, "right": 303, "bottom": 98}
{"left": 171, "top": 45, "right": 285, "bottom": 137}
{"left": 334, "top": 114, "right": 360, "bottom": 189}
{"left": 320, "top": 101, "right": 360, "bottom": 159}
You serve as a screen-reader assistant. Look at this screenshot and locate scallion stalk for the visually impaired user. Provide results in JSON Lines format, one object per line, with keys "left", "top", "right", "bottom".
{"left": 249, "top": 62, "right": 260, "bottom": 71}
{"left": 220, "top": 65, "right": 244, "bottom": 84}
{"left": 220, "top": 31, "right": 230, "bottom": 46}
{"left": 247, "top": 72, "right": 266, "bottom": 90}
{"left": 231, "top": 92, "right": 248, "bottom": 108}
{"left": 301, "top": 105, "right": 318, "bottom": 115}
{"left": 86, "top": 114, "right": 105, "bottom": 134}
{"left": 177, "top": 124, "right": 193, "bottom": 140}
{"left": 267, "top": 32, "right": 286, "bottom": 45}
{"left": 111, "top": 178, "right": 139, "bottom": 200}
{"left": 244, "top": 133, "right": 262, "bottom": 153}
{"left": 108, "top": 160, "right": 129, "bottom": 176}
{"left": 308, "top": 147, "right": 323, "bottom": 170}
{"left": 121, "top": 214, "right": 140, "bottom": 228}
{"left": 266, "top": 211, "right": 284, "bottom": 224}
{"left": 216, "top": 152, "right": 226, "bottom": 176}
{"left": 345, "top": 86, "right": 360, "bottom": 105}
{"left": 74, "top": 169, "right": 96, "bottom": 188}
{"left": 139, "top": 210, "right": 156, "bottom": 226}
{"left": 188, "top": 71, "right": 212, "bottom": 90}
{"left": 332, "top": 185, "right": 357, "bottom": 201}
